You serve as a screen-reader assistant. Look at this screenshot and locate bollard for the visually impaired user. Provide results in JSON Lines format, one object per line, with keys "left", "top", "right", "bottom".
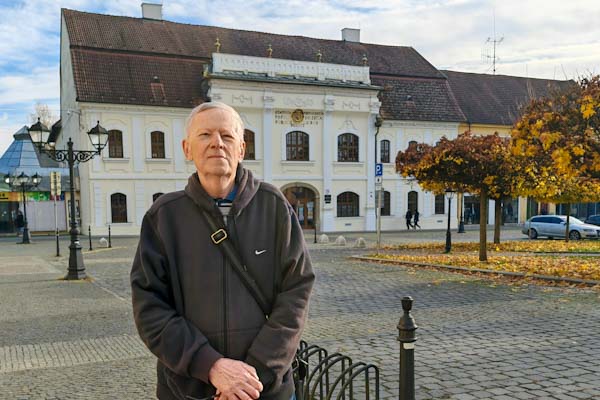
{"left": 397, "top": 296, "right": 418, "bottom": 400}
{"left": 108, "top": 224, "right": 112, "bottom": 248}
{"left": 55, "top": 229, "right": 60, "bottom": 257}
{"left": 88, "top": 226, "right": 93, "bottom": 251}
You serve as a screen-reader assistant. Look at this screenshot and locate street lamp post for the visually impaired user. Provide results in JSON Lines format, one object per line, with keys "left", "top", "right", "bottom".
{"left": 28, "top": 118, "right": 108, "bottom": 280}
{"left": 458, "top": 193, "right": 466, "bottom": 233}
{"left": 444, "top": 188, "right": 455, "bottom": 253}
{"left": 4, "top": 172, "right": 42, "bottom": 244}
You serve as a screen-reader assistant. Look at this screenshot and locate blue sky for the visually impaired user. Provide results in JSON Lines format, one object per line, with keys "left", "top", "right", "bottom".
{"left": 1, "top": 0, "right": 599, "bottom": 154}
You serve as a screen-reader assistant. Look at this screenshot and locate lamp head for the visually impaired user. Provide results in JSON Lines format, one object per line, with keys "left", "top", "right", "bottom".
{"left": 87, "top": 121, "right": 109, "bottom": 153}
{"left": 28, "top": 118, "right": 51, "bottom": 146}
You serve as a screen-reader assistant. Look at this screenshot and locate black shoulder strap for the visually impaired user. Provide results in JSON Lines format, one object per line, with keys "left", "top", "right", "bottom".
{"left": 200, "top": 209, "right": 272, "bottom": 317}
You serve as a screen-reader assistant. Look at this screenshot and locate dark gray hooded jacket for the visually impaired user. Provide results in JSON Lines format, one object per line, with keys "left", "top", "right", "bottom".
{"left": 131, "top": 166, "right": 314, "bottom": 399}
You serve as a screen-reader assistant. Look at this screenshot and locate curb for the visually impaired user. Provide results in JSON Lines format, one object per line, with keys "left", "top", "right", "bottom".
{"left": 352, "top": 255, "right": 600, "bottom": 286}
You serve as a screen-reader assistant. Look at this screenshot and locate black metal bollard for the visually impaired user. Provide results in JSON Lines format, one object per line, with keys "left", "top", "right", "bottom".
{"left": 398, "top": 296, "right": 418, "bottom": 400}
{"left": 88, "top": 225, "right": 93, "bottom": 251}
{"left": 55, "top": 228, "right": 60, "bottom": 257}
{"left": 108, "top": 224, "right": 112, "bottom": 248}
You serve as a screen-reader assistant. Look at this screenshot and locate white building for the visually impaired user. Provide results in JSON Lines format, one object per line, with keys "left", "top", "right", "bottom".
{"left": 60, "top": 5, "right": 470, "bottom": 235}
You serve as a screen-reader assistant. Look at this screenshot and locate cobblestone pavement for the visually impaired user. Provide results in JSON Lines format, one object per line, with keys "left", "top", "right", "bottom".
{"left": 0, "top": 229, "right": 599, "bottom": 399}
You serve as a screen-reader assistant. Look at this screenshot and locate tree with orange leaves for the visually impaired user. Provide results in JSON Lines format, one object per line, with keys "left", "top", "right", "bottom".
{"left": 396, "top": 132, "right": 518, "bottom": 261}
{"left": 511, "top": 76, "right": 600, "bottom": 241}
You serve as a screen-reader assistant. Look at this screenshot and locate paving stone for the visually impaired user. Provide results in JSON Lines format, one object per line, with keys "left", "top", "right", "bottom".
{"left": 0, "top": 233, "right": 599, "bottom": 399}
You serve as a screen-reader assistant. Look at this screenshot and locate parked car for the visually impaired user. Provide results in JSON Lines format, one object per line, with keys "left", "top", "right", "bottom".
{"left": 521, "top": 215, "right": 600, "bottom": 240}
{"left": 584, "top": 215, "right": 600, "bottom": 227}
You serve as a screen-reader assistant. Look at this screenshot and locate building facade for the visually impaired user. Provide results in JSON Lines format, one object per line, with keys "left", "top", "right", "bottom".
{"left": 58, "top": 5, "right": 573, "bottom": 235}
{"left": 60, "top": 6, "right": 471, "bottom": 235}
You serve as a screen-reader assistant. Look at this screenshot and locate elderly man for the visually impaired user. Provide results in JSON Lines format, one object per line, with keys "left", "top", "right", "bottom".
{"left": 131, "top": 102, "right": 314, "bottom": 400}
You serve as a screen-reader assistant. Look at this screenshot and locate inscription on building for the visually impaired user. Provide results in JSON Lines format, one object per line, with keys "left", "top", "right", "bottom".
{"left": 275, "top": 110, "right": 323, "bottom": 127}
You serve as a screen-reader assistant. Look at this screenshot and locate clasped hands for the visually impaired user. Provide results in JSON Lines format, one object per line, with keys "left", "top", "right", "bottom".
{"left": 208, "top": 358, "right": 263, "bottom": 400}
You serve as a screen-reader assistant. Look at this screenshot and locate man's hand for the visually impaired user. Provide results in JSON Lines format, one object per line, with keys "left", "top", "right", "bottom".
{"left": 208, "top": 358, "right": 263, "bottom": 400}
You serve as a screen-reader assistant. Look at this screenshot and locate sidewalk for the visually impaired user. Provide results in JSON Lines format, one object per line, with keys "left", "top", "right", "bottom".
{"left": 1, "top": 230, "right": 599, "bottom": 399}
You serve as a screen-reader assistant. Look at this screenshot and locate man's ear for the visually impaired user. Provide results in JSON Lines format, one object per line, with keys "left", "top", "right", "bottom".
{"left": 182, "top": 138, "right": 191, "bottom": 161}
{"left": 239, "top": 141, "right": 246, "bottom": 161}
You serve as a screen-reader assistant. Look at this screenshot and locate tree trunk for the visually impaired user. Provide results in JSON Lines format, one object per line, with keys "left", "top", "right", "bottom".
{"left": 565, "top": 203, "right": 571, "bottom": 242}
{"left": 493, "top": 198, "right": 502, "bottom": 244}
{"left": 479, "top": 192, "right": 488, "bottom": 262}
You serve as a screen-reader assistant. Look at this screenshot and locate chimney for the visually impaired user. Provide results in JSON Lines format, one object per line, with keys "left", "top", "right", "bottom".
{"left": 142, "top": 3, "right": 162, "bottom": 20}
{"left": 341, "top": 28, "right": 360, "bottom": 42}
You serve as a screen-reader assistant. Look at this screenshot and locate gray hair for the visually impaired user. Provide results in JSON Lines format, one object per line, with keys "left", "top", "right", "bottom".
{"left": 184, "top": 102, "right": 245, "bottom": 140}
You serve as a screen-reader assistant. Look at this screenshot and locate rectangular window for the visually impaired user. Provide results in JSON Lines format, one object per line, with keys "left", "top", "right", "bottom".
{"left": 435, "top": 194, "right": 445, "bottom": 214}
{"left": 151, "top": 131, "right": 165, "bottom": 159}
{"left": 108, "top": 130, "right": 124, "bottom": 158}
{"left": 380, "top": 140, "right": 390, "bottom": 163}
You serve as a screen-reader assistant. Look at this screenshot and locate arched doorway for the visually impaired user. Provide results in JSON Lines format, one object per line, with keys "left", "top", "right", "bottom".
{"left": 282, "top": 185, "right": 317, "bottom": 229}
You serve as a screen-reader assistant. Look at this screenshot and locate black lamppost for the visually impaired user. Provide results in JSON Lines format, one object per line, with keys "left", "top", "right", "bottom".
{"left": 28, "top": 118, "right": 108, "bottom": 280}
{"left": 4, "top": 172, "right": 42, "bottom": 244}
{"left": 458, "top": 193, "right": 466, "bottom": 233}
{"left": 444, "top": 188, "right": 455, "bottom": 253}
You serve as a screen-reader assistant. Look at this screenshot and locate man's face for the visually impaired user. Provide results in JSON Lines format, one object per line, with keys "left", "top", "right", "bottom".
{"left": 182, "top": 108, "right": 245, "bottom": 179}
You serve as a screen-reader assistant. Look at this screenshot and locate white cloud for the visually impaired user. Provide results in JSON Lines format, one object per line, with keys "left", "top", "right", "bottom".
{"left": 0, "top": 66, "right": 58, "bottom": 105}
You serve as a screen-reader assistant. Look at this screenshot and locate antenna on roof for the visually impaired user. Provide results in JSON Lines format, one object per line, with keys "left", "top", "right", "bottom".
{"left": 481, "top": 9, "right": 503, "bottom": 74}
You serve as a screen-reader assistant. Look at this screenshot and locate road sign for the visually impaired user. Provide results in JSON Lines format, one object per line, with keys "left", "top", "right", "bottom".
{"left": 375, "top": 163, "right": 383, "bottom": 177}
{"left": 50, "top": 171, "right": 61, "bottom": 196}
{"left": 375, "top": 176, "right": 383, "bottom": 185}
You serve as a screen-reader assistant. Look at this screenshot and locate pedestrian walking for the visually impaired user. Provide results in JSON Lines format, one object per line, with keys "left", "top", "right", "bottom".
{"left": 413, "top": 210, "right": 421, "bottom": 229}
{"left": 405, "top": 210, "right": 413, "bottom": 230}
{"left": 131, "top": 102, "right": 315, "bottom": 400}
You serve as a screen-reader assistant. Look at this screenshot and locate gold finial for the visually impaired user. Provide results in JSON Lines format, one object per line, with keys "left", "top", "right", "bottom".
{"left": 267, "top": 44, "right": 273, "bottom": 58}
{"left": 316, "top": 49, "right": 322, "bottom": 62}
{"left": 215, "top": 37, "right": 221, "bottom": 53}
{"left": 362, "top": 54, "right": 368, "bottom": 66}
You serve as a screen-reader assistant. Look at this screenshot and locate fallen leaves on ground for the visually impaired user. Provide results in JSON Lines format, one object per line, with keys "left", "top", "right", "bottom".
{"left": 367, "top": 253, "right": 600, "bottom": 282}
{"left": 383, "top": 240, "right": 600, "bottom": 253}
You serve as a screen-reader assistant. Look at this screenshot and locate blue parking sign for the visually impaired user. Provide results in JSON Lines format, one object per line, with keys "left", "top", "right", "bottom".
{"left": 375, "top": 163, "right": 383, "bottom": 176}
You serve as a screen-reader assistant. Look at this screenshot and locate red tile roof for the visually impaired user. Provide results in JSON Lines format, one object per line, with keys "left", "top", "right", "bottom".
{"left": 62, "top": 9, "right": 570, "bottom": 126}
{"left": 71, "top": 48, "right": 206, "bottom": 107}
{"left": 442, "top": 70, "right": 574, "bottom": 125}
{"left": 374, "top": 76, "right": 466, "bottom": 122}
{"left": 63, "top": 9, "right": 443, "bottom": 78}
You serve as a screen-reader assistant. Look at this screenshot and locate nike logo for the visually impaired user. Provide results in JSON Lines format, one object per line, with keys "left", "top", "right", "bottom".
{"left": 255, "top": 249, "right": 267, "bottom": 255}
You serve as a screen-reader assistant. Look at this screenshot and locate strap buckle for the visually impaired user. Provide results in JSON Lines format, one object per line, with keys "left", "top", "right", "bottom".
{"left": 211, "top": 228, "right": 228, "bottom": 245}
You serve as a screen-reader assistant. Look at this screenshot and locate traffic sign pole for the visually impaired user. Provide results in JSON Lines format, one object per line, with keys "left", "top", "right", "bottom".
{"left": 375, "top": 163, "right": 383, "bottom": 251}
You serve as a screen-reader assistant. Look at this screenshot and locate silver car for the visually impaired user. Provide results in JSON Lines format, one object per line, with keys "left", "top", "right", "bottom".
{"left": 521, "top": 215, "right": 600, "bottom": 240}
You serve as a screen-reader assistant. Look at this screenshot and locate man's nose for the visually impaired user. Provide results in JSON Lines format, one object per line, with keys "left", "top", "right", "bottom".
{"left": 209, "top": 132, "right": 225, "bottom": 147}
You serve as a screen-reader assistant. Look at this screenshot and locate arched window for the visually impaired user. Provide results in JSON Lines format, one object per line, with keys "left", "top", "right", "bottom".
{"left": 407, "top": 140, "right": 418, "bottom": 150}
{"left": 435, "top": 194, "right": 445, "bottom": 214}
{"left": 380, "top": 139, "right": 390, "bottom": 163}
{"left": 408, "top": 191, "right": 418, "bottom": 212}
{"left": 111, "top": 193, "right": 127, "bottom": 223}
{"left": 338, "top": 133, "right": 359, "bottom": 162}
{"left": 376, "top": 190, "right": 391, "bottom": 216}
{"left": 244, "top": 129, "right": 255, "bottom": 160}
{"left": 151, "top": 131, "right": 165, "bottom": 159}
{"left": 152, "top": 193, "right": 164, "bottom": 202}
{"left": 337, "top": 192, "right": 359, "bottom": 217}
{"left": 286, "top": 131, "right": 309, "bottom": 161}
{"left": 108, "top": 130, "right": 123, "bottom": 158}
